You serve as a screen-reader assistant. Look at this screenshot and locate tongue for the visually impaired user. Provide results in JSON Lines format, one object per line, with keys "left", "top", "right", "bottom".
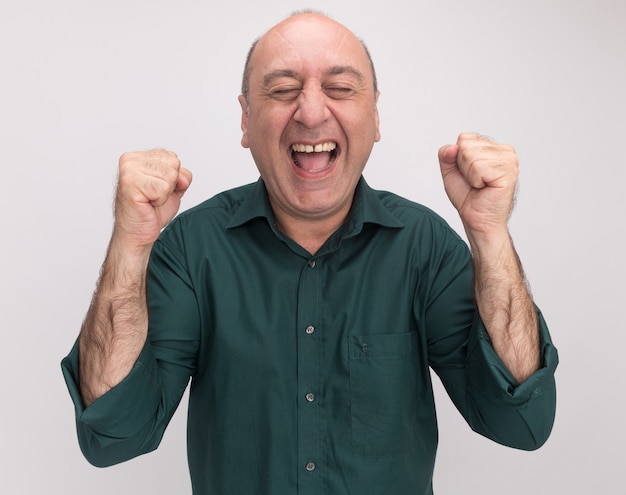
{"left": 294, "top": 152, "right": 331, "bottom": 172}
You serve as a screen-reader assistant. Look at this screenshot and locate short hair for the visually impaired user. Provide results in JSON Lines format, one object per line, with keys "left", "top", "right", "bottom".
{"left": 240, "top": 13, "right": 378, "bottom": 103}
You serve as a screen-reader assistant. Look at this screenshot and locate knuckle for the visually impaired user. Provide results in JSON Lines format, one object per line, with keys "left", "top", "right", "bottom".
{"left": 147, "top": 176, "right": 170, "bottom": 195}
{"left": 118, "top": 151, "right": 131, "bottom": 164}
{"left": 467, "top": 159, "right": 484, "bottom": 178}
{"left": 161, "top": 161, "right": 180, "bottom": 183}
{"left": 116, "top": 150, "right": 179, "bottom": 197}
{"left": 141, "top": 177, "right": 172, "bottom": 205}
{"left": 458, "top": 147, "right": 474, "bottom": 164}
{"left": 118, "top": 152, "right": 137, "bottom": 173}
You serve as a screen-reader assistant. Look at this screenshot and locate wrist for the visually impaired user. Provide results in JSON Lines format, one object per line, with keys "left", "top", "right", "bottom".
{"left": 466, "top": 228, "right": 514, "bottom": 265}
{"left": 100, "top": 235, "right": 153, "bottom": 293}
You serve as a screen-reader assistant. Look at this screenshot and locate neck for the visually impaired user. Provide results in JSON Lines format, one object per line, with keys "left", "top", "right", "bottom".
{"left": 273, "top": 207, "right": 350, "bottom": 255}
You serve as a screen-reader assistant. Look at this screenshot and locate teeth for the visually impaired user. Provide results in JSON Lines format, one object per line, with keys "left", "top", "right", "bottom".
{"left": 292, "top": 142, "right": 337, "bottom": 153}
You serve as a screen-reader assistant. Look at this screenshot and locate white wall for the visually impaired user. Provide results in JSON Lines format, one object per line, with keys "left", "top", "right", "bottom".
{"left": 1, "top": 0, "right": 624, "bottom": 493}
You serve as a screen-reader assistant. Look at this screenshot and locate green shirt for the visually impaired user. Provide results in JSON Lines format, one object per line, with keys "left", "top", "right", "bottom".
{"left": 62, "top": 178, "right": 558, "bottom": 495}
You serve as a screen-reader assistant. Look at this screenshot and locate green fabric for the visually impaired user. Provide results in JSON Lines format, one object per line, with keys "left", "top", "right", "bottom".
{"left": 62, "top": 177, "right": 558, "bottom": 495}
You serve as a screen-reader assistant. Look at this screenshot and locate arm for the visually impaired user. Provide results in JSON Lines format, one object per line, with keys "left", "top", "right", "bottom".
{"left": 423, "top": 234, "right": 557, "bottom": 451}
{"left": 438, "top": 133, "right": 539, "bottom": 383}
{"left": 79, "top": 150, "right": 192, "bottom": 406}
{"left": 468, "top": 231, "right": 540, "bottom": 383}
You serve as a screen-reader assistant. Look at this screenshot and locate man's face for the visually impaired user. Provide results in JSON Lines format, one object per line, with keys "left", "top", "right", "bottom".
{"left": 239, "top": 14, "right": 380, "bottom": 225}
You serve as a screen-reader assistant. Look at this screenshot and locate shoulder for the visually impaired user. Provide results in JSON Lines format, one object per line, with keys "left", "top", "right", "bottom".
{"left": 370, "top": 187, "right": 462, "bottom": 241}
{"left": 360, "top": 185, "right": 472, "bottom": 277}
{"left": 177, "top": 183, "right": 256, "bottom": 222}
{"left": 155, "top": 182, "right": 257, "bottom": 248}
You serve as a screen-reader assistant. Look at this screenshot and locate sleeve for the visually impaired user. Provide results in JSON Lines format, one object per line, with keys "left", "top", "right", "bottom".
{"left": 461, "top": 310, "right": 558, "bottom": 449}
{"left": 60, "top": 235, "right": 201, "bottom": 467}
{"left": 422, "top": 229, "right": 558, "bottom": 451}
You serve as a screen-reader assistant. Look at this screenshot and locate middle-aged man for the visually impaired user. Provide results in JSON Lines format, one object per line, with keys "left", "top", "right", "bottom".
{"left": 62, "top": 11, "right": 558, "bottom": 495}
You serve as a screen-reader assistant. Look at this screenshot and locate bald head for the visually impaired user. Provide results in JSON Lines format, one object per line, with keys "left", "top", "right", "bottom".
{"left": 241, "top": 12, "right": 378, "bottom": 103}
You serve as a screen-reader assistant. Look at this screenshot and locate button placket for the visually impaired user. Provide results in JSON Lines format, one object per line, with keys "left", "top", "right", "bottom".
{"left": 296, "top": 258, "right": 321, "bottom": 491}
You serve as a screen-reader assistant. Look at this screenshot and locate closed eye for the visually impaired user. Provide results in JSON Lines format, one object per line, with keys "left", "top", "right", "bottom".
{"left": 324, "top": 86, "right": 356, "bottom": 99}
{"left": 268, "top": 87, "right": 302, "bottom": 101}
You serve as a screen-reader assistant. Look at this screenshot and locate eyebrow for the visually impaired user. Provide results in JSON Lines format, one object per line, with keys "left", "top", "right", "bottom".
{"left": 325, "top": 66, "right": 364, "bottom": 81}
{"left": 262, "top": 66, "right": 365, "bottom": 87}
{"left": 262, "top": 70, "right": 299, "bottom": 87}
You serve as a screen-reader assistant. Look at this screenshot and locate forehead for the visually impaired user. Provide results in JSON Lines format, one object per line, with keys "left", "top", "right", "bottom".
{"left": 250, "top": 15, "right": 371, "bottom": 81}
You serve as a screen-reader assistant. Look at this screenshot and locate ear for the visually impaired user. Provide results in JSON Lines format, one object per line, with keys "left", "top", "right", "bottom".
{"left": 238, "top": 95, "right": 250, "bottom": 149}
{"left": 374, "top": 90, "right": 381, "bottom": 142}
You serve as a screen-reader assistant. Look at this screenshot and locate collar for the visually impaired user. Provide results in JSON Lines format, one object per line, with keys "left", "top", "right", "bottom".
{"left": 226, "top": 177, "right": 404, "bottom": 235}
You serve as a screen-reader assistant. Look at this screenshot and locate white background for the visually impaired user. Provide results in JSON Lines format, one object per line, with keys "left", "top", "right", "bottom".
{"left": 1, "top": 0, "right": 624, "bottom": 493}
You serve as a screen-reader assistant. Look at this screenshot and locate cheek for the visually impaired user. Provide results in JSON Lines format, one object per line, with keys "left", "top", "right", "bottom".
{"left": 347, "top": 117, "right": 380, "bottom": 149}
{"left": 336, "top": 102, "right": 380, "bottom": 140}
{"left": 248, "top": 111, "right": 288, "bottom": 148}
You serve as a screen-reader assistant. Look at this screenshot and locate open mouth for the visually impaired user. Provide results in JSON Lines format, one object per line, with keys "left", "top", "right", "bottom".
{"left": 291, "top": 142, "right": 338, "bottom": 173}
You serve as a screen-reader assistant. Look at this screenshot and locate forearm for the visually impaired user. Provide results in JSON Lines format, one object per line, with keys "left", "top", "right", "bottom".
{"left": 468, "top": 231, "right": 540, "bottom": 384}
{"left": 79, "top": 238, "right": 152, "bottom": 406}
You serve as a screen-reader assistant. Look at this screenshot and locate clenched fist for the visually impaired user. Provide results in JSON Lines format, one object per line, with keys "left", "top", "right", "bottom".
{"left": 113, "top": 149, "right": 192, "bottom": 249}
{"left": 438, "top": 133, "right": 518, "bottom": 239}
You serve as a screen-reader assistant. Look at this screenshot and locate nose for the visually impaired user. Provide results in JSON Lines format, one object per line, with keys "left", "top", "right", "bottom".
{"left": 293, "top": 87, "right": 330, "bottom": 129}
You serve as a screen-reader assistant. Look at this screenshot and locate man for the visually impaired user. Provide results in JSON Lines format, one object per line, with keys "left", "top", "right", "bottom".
{"left": 62, "top": 11, "right": 558, "bottom": 495}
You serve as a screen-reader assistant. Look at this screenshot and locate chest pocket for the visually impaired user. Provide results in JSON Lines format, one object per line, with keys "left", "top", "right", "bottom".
{"left": 349, "top": 332, "right": 419, "bottom": 457}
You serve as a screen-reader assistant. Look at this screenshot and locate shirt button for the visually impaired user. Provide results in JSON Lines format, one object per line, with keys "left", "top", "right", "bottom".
{"left": 305, "top": 393, "right": 315, "bottom": 402}
{"left": 306, "top": 461, "right": 316, "bottom": 472}
{"left": 305, "top": 325, "right": 315, "bottom": 335}
{"left": 308, "top": 260, "right": 316, "bottom": 268}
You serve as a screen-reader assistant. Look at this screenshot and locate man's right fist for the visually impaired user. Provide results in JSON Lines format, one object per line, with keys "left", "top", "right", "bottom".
{"left": 113, "top": 149, "right": 192, "bottom": 249}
